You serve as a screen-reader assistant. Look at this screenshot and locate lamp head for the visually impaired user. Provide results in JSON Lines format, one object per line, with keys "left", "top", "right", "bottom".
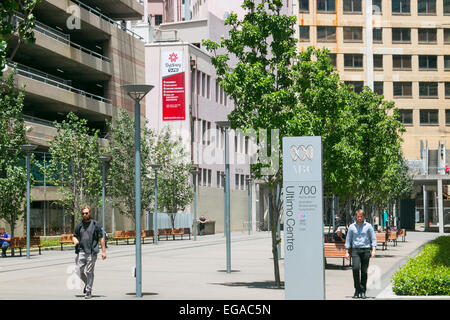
{"left": 150, "top": 164, "right": 162, "bottom": 171}
{"left": 20, "top": 144, "right": 38, "bottom": 152}
{"left": 121, "top": 84, "right": 154, "bottom": 102}
{"left": 215, "top": 120, "right": 230, "bottom": 129}
{"left": 98, "top": 155, "right": 111, "bottom": 163}
{"left": 190, "top": 169, "right": 200, "bottom": 176}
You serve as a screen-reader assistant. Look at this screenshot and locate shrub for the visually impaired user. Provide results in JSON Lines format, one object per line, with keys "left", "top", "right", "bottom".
{"left": 391, "top": 236, "right": 450, "bottom": 296}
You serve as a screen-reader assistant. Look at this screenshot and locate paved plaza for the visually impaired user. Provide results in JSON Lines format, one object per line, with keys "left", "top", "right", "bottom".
{"left": 0, "top": 231, "right": 446, "bottom": 300}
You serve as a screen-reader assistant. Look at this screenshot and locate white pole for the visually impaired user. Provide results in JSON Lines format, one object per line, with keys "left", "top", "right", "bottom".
{"left": 365, "top": 0, "right": 374, "bottom": 90}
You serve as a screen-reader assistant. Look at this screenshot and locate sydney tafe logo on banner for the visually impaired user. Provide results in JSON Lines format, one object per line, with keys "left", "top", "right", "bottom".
{"left": 290, "top": 145, "right": 314, "bottom": 162}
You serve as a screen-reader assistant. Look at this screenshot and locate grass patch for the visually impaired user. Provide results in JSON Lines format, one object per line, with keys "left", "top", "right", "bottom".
{"left": 391, "top": 236, "right": 450, "bottom": 296}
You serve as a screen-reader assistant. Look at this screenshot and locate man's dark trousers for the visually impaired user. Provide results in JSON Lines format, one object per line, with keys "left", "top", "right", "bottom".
{"left": 351, "top": 248, "right": 371, "bottom": 293}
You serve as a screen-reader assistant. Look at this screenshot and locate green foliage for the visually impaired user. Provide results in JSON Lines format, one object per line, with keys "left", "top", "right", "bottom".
{"left": 42, "top": 112, "right": 102, "bottom": 222}
{"left": 0, "top": 72, "right": 27, "bottom": 237}
{"left": 107, "top": 111, "right": 193, "bottom": 225}
{"left": 392, "top": 236, "right": 450, "bottom": 296}
{"left": 107, "top": 109, "right": 155, "bottom": 222}
{"left": 0, "top": 0, "right": 41, "bottom": 72}
{"left": 153, "top": 127, "right": 194, "bottom": 220}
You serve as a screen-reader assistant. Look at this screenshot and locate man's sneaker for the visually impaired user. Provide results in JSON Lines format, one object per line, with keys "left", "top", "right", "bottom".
{"left": 85, "top": 291, "right": 92, "bottom": 299}
{"left": 352, "top": 290, "right": 360, "bottom": 299}
{"left": 83, "top": 285, "right": 87, "bottom": 294}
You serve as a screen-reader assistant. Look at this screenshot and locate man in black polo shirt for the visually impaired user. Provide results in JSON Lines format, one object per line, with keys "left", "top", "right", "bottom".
{"left": 73, "top": 205, "right": 106, "bottom": 299}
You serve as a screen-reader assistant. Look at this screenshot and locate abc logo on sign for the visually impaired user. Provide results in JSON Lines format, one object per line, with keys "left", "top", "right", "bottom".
{"left": 290, "top": 145, "right": 314, "bottom": 162}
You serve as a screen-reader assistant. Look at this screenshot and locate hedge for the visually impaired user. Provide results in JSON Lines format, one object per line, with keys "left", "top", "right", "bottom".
{"left": 391, "top": 236, "right": 450, "bottom": 296}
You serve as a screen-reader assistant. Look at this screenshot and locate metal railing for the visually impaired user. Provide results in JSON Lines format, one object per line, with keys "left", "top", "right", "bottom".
{"left": 24, "top": 115, "right": 56, "bottom": 128}
{"left": 15, "top": 15, "right": 111, "bottom": 63}
{"left": 71, "top": 0, "right": 144, "bottom": 41}
{"left": 9, "top": 62, "right": 112, "bottom": 104}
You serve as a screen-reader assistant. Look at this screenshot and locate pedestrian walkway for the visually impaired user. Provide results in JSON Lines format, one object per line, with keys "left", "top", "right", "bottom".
{"left": 0, "top": 230, "right": 444, "bottom": 299}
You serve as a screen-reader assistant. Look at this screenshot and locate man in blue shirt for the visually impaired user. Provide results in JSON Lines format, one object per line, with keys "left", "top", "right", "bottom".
{"left": 0, "top": 227, "right": 11, "bottom": 257}
{"left": 345, "top": 209, "right": 377, "bottom": 299}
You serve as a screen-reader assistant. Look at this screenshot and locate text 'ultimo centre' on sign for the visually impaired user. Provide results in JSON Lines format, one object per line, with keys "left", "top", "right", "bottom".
{"left": 282, "top": 137, "right": 325, "bottom": 300}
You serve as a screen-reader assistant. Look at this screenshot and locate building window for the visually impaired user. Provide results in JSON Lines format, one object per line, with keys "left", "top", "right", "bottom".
{"left": 446, "top": 110, "right": 450, "bottom": 125}
{"left": 343, "top": 0, "right": 362, "bottom": 13}
{"left": 299, "top": 0, "right": 309, "bottom": 11}
{"left": 418, "top": 55, "right": 437, "bottom": 70}
{"left": 445, "top": 29, "right": 450, "bottom": 43}
{"left": 419, "top": 82, "right": 438, "bottom": 98}
{"left": 393, "top": 55, "right": 412, "bottom": 69}
{"left": 328, "top": 53, "right": 337, "bottom": 68}
{"left": 398, "top": 109, "right": 413, "bottom": 124}
{"left": 374, "top": 81, "right": 384, "bottom": 95}
{"left": 317, "top": 0, "right": 336, "bottom": 12}
{"left": 418, "top": 0, "right": 436, "bottom": 14}
{"left": 344, "top": 54, "right": 363, "bottom": 68}
{"left": 393, "top": 82, "right": 412, "bottom": 97}
{"left": 392, "top": 28, "right": 411, "bottom": 43}
{"left": 154, "top": 15, "right": 163, "bottom": 26}
{"left": 372, "top": 0, "right": 382, "bottom": 13}
{"left": 206, "top": 75, "right": 211, "bottom": 99}
{"left": 373, "top": 28, "right": 382, "bottom": 42}
{"left": 201, "top": 73, "right": 206, "bottom": 97}
{"left": 343, "top": 27, "right": 363, "bottom": 42}
{"left": 235, "top": 174, "right": 240, "bottom": 189}
{"left": 299, "top": 26, "right": 310, "bottom": 41}
{"left": 317, "top": 26, "right": 336, "bottom": 41}
{"left": 446, "top": 83, "right": 450, "bottom": 98}
{"left": 345, "top": 81, "right": 364, "bottom": 93}
{"left": 445, "top": 56, "right": 450, "bottom": 70}
{"left": 418, "top": 28, "right": 437, "bottom": 43}
{"left": 374, "top": 54, "right": 383, "bottom": 69}
{"left": 420, "top": 109, "right": 438, "bottom": 125}
{"left": 392, "top": 0, "right": 410, "bottom": 13}
{"left": 445, "top": 0, "right": 450, "bottom": 13}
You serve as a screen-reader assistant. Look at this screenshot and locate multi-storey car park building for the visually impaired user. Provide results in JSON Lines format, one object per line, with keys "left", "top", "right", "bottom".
{"left": 2, "top": 0, "right": 146, "bottom": 236}
{"left": 293, "top": 0, "right": 450, "bottom": 232}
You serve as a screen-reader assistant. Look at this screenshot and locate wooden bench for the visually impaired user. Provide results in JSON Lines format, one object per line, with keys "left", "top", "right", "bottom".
{"left": 183, "top": 228, "right": 191, "bottom": 240}
{"left": 156, "top": 228, "right": 191, "bottom": 240}
{"left": 59, "top": 234, "right": 73, "bottom": 251}
{"left": 141, "top": 230, "right": 155, "bottom": 243}
{"left": 397, "top": 229, "right": 406, "bottom": 242}
{"left": 9, "top": 236, "right": 42, "bottom": 256}
{"left": 375, "top": 232, "right": 387, "bottom": 250}
{"left": 388, "top": 230, "right": 398, "bottom": 247}
{"left": 157, "top": 228, "right": 173, "bottom": 240}
{"left": 112, "top": 230, "right": 136, "bottom": 245}
{"left": 324, "top": 243, "right": 351, "bottom": 268}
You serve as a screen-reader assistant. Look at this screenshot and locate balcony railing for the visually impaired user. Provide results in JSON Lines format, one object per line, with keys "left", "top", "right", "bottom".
{"left": 15, "top": 15, "right": 112, "bottom": 63}
{"left": 9, "top": 62, "right": 112, "bottom": 104}
{"left": 71, "top": 0, "right": 144, "bottom": 41}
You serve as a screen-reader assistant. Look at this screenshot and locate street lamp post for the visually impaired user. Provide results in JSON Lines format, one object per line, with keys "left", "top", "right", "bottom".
{"left": 190, "top": 169, "right": 200, "bottom": 241}
{"left": 150, "top": 164, "right": 161, "bottom": 245}
{"left": 216, "top": 121, "right": 231, "bottom": 274}
{"left": 121, "top": 84, "right": 154, "bottom": 298}
{"left": 98, "top": 155, "right": 111, "bottom": 241}
{"left": 246, "top": 177, "right": 252, "bottom": 236}
{"left": 21, "top": 144, "right": 37, "bottom": 259}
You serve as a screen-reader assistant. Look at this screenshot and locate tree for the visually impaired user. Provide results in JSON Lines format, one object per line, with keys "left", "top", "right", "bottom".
{"left": 1, "top": 0, "right": 41, "bottom": 72}
{"left": 153, "top": 127, "right": 194, "bottom": 227}
{"left": 204, "top": 0, "right": 411, "bottom": 287}
{"left": 42, "top": 112, "right": 102, "bottom": 229}
{"left": 204, "top": 0, "right": 299, "bottom": 287}
{"left": 0, "top": 72, "right": 27, "bottom": 238}
{"left": 107, "top": 109, "right": 155, "bottom": 222}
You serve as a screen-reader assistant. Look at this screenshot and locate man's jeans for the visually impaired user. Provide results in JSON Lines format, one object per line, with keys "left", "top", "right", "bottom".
{"left": 351, "top": 248, "right": 371, "bottom": 293}
{"left": 1, "top": 242, "right": 9, "bottom": 257}
{"left": 75, "top": 252, "right": 98, "bottom": 293}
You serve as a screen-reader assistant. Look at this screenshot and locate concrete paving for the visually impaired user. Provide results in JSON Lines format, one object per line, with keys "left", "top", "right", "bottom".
{"left": 0, "top": 230, "right": 445, "bottom": 300}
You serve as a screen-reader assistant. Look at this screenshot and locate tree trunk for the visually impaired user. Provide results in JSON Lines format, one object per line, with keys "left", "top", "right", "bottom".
{"left": 269, "top": 185, "right": 281, "bottom": 287}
